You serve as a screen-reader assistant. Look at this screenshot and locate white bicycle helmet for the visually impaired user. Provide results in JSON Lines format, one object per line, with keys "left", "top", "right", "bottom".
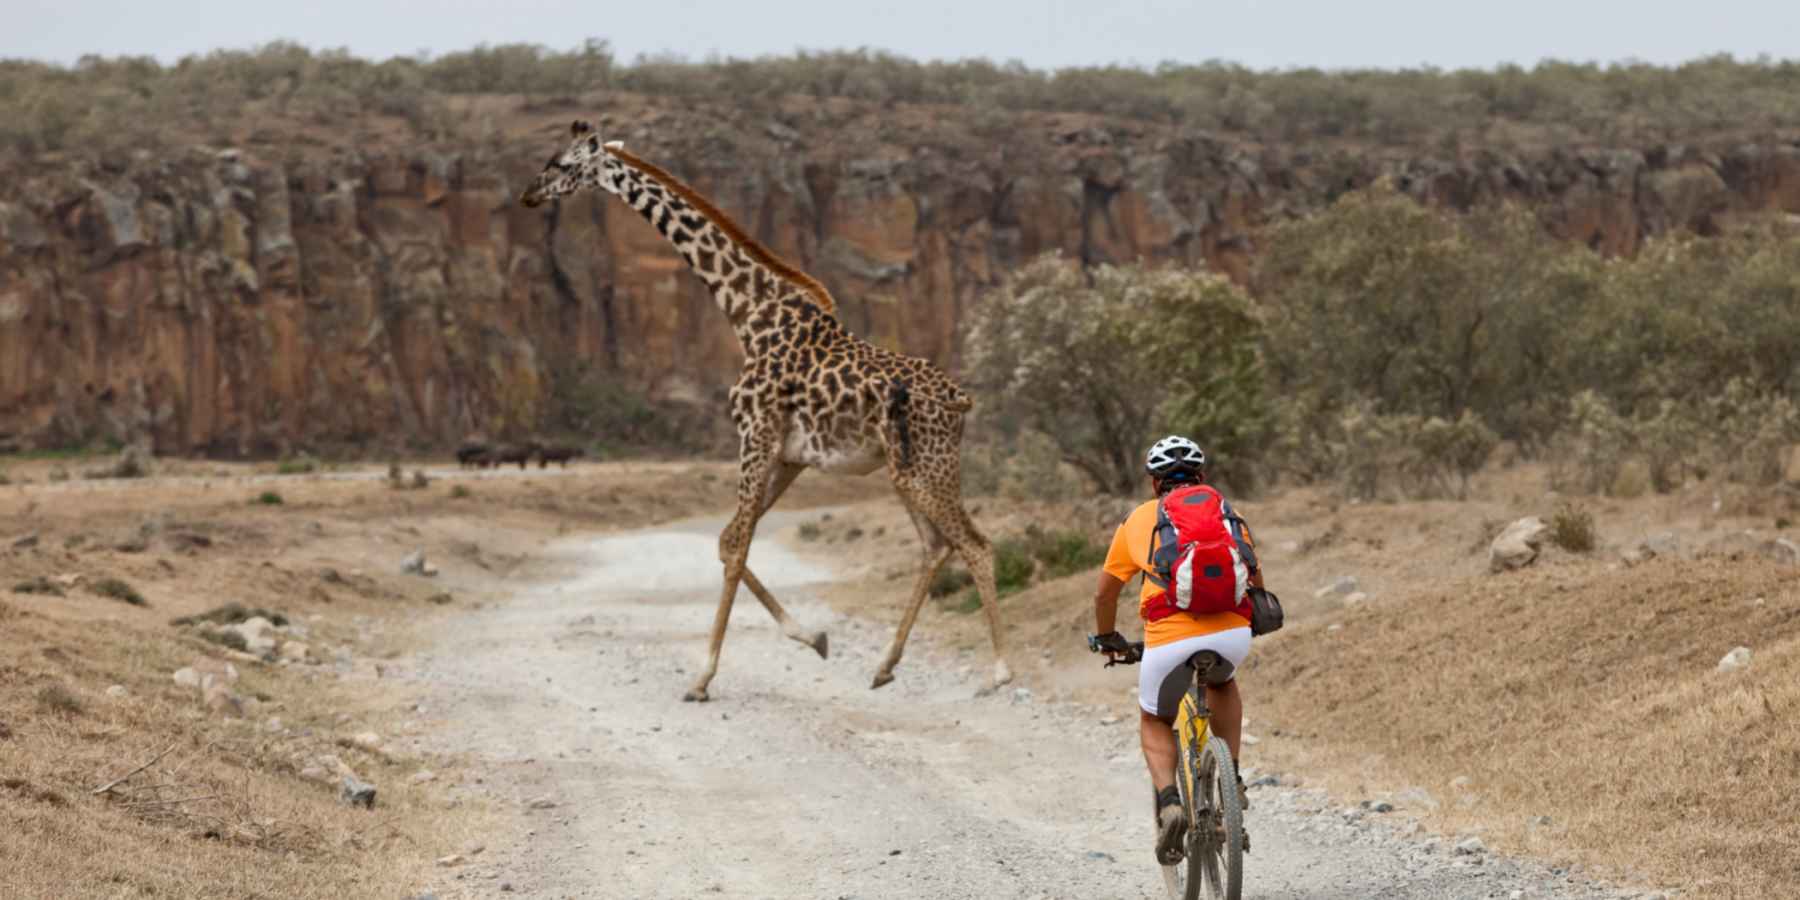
{"left": 1145, "top": 435, "right": 1207, "bottom": 479}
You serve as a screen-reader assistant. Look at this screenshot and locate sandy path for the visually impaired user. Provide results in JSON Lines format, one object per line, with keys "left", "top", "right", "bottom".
{"left": 407, "top": 512, "right": 1638, "bottom": 900}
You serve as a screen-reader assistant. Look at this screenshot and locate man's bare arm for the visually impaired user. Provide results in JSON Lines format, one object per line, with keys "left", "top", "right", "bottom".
{"left": 1094, "top": 571, "right": 1127, "bottom": 636}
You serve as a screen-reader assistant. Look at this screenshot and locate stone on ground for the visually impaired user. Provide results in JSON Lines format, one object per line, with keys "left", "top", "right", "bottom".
{"left": 1489, "top": 517, "right": 1548, "bottom": 572}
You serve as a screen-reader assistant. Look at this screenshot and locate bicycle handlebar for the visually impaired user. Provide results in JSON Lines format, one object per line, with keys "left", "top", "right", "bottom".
{"left": 1085, "top": 634, "right": 1145, "bottom": 667}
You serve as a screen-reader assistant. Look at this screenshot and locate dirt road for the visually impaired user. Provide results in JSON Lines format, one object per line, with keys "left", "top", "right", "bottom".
{"left": 408, "top": 511, "right": 1643, "bottom": 900}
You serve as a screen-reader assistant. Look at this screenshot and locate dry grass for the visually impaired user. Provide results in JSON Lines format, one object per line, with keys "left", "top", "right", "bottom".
{"left": 0, "top": 458, "right": 887, "bottom": 898}
{"left": 798, "top": 462, "right": 1800, "bottom": 898}
{"left": 1246, "top": 555, "right": 1800, "bottom": 898}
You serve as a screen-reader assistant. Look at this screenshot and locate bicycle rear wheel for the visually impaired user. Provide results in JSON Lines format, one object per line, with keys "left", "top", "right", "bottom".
{"left": 1191, "top": 734, "right": 1243, "bottom": 900}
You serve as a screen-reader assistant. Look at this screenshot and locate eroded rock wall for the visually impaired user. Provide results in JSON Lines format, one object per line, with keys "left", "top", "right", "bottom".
{"left": 2, "top": 112, "right": 1797, "bottom": 455}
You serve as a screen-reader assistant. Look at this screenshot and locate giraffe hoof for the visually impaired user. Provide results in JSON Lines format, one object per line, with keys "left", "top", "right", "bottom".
{"left": 992, "top": 660, "right": 1014, "bottom": 688}
{"left": 870, "top": 671, "right": 895, "bottom": 690}
{"left": 682, "top": 688, "right": 710, "bottom": 703}
{"left": 808, "top": 631, "right": 829, "bottom": 660}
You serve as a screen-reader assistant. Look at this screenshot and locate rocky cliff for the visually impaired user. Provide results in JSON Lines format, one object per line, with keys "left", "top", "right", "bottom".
{"left": 3, "top": 98, "right": 1797, "bottom": 456}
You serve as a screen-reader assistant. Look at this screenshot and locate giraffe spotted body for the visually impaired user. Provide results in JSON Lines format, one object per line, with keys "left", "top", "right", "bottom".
{"left": 521, "top": 120, "right": 1009, "bottom": 699}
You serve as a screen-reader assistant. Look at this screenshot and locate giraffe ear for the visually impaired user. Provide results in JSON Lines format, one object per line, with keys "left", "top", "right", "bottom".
{"left": 571, "top": 120, "right": 594, "bottom": 137}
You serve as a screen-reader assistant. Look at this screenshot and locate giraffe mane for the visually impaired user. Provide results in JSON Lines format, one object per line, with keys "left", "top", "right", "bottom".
{"left": 606, "top": 145, "right": 838, "bottom": 318}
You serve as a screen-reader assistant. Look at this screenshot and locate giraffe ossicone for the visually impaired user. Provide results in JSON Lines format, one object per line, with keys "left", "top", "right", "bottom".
{"left": 521, "top": 120, "right": 1013, "bottom": 700}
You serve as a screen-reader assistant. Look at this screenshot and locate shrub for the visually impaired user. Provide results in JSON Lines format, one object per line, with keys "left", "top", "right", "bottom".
{"left": 170, "top": 603, "right": 288, "bottom": 627}
{"left": 796, "top": 522, "right": 822, "bottom": 541}
{"left": 965, "top": 255, "right": 1267, "bottom": 494}
{"left": 1550, "top": 504, "right": 1598, "bottom": 553}
{"left": 91, "top": 577, "right": 147, "bottom": 606}
{"left": 11, "top": 577, "right": 62, "bottom": 597}
{"left": 199, "top": 629, "right": 249, "bottom": 652}
{"left": 276, "top": 456, "right": 319, "bottom": 475}
{"left": 928, "top": 566, "right": 974, "bottom": 598}
{"left": 1020, "top": 525, "right": 1106, "bottom": 579}
{"left": 35, "top": 684, "right": 82, "bottom": 715}
{"left": 252, "top": 491, "right": 284, "bottom": 506}
{"left": 449, "top": 484, "right": 472, "bottom": 499}
{"left": 1548, "top": 391, "right": 1631, "bottom": 495}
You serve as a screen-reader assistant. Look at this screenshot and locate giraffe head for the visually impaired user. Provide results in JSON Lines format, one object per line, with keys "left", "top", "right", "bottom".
{"left": 519, "top": 120, "right": 626, "bottom": 208}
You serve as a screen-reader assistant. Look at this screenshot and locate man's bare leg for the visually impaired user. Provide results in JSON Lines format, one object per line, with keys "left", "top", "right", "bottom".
{"left": 1204, "top": 679, "right": 1243, "bottom": 763}
{"left": 1140, "top": 709, "right": 1178, "bottom": 790}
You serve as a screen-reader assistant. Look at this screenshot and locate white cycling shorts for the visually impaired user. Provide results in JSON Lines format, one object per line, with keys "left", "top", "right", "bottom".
{"left": 1138, "top": 627, "right": 1252, "bottom": 718}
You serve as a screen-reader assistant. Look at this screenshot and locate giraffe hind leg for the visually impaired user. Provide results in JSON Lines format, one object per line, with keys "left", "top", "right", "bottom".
{"left": 871, "top": 506, "right": 952, "bottom": 689}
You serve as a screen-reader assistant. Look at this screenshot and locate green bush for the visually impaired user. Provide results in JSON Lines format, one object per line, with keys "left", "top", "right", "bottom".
{"left": 91, "top": 577, "right": 146, "bottom": 607}
{"left": 1020, "top": 525, "right": 1106, "bottom": 579}
{"left": 252, "top": 491, "right": 284, "bottom": 506}
{"left": 965, "top": 255, "right": 1267, "bottom": 494}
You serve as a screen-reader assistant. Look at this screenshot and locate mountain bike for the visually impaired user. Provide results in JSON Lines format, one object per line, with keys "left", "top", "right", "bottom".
{"left": 1088, "top": 636, "right": 1244, "bottom": 900}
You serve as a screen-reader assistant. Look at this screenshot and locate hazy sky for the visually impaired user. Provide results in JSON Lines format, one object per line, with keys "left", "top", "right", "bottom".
{"left": 8, "top": 0, "right": 1800, "bottom": 71}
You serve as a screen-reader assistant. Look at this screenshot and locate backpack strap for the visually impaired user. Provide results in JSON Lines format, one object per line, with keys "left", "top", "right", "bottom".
{"left": 1219, "top": 497, "right": 1259, "bottom": 573}
{"left": 1146, "top": 495, "right": 1178, "bottom": 590}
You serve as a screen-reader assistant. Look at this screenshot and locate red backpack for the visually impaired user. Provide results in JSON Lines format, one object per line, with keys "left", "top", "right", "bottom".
{"left": 1142, "top": 484, "right": 1257, "bottom": 622}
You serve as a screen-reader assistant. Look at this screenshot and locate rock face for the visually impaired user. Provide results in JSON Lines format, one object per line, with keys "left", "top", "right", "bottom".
{"left": 5, "top": 114, "right": 1800, "bottom": 454}
{"left": 1490, "top": 517, "right": 1549, "bottom": 572}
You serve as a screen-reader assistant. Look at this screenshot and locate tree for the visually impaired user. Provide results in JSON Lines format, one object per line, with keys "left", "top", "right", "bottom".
{"left": 964, "top": 254, "right": 1268, "bottom": 494}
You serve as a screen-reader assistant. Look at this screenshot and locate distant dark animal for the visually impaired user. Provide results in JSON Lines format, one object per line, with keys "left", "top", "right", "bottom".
{"left": 491, "top": 443, "right": 538, "bottom": 470}
{"left": 456, "top": 441, "right": 490, "bottom": 468}
{"left": 537, "top": 445, "right": 585, "bottom": 468}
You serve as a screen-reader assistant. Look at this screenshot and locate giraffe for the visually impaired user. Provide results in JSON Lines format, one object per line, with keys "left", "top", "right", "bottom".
{"left": 520, "top": 120, "right": 1013, "bottom": 701}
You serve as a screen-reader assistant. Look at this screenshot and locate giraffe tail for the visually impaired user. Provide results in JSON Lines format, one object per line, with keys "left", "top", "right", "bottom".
{"left": 888, "top": 379, "right": 914, "bottom": 470}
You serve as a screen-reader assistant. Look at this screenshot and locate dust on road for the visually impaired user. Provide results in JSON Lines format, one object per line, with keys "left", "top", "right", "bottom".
{"left": 406, "top": 512, "right": 1642, "bottom": 900}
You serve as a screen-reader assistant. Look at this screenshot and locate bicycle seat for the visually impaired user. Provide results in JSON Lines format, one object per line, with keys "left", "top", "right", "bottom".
{"left": 1186, "top": 650, "right": 1236, "bottom": 686}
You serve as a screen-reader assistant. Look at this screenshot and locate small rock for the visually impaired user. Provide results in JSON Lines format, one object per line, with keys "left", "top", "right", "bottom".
{"left": 1010, "top": 687, "right": 1032, "bottom": 704}
{"left": 1342, "top": 591, "right": 1368, "bottom": 607}
{"left": 1313, "top": 575, "right": 1359, "bottom": 598}
{"left": 1326, "top": 623, "right": 1343, "bottom": 632}
{"left": 265, "top": 717, "right": 284, "bottom": 733}
{"left": 1250, "top": 774, "right": 1280, "bottom": 788}
{"left": 172, "top": 667, "right": 202, "bottom": 689}
{"left": 299, "top": 766, "right": 328, "bottom": 782}
{"left": 1241, "top": 733, "right": 1261, "bottom": 746}
{"left": 1453, "top": 836, "right": 1486, "bottom": 856}
{"left": 410, "top": 770, "right": 438, "bottom": 785}
{"left": 1369, "top": 800, "right": 1394, "bottom": 813}
{"left": 105, "top": 684, "right": 129, "bottom": 699}
{"left": 341, "top": 775, "right": 378, "bottom": 808}
{"left": 279, "top": 641, "right": 311, "bottom": 663}
{"left": 11, "top": 533, "right": 39, "bottom": 550}
{"left": 464, "top": 843, "right": 486, "bottom": 857}
{"left": 1396, "top": 786, "right": 1439, "bottom": 809}
{"left": 528, "top": 796, "right": 557, "bottom": 810}
{"left": 400, "top": 550, "right": 428, "bottom": 575}
{"left": 203, "top": 682, "right": 244, "bottom": 717}
{"left": 351, "top": 731, "right": 383, "bottom": 750}
{"left": 1490, "top": 517, "right": 1548, "bottom": 572}
{"left": 1098, "top": 714, "right": 1121, "bottom": 726}
{"left": 435, "top": 854, "right": 464, "bottom": 867}
{"left": 1419, "top": 838, "right": 1441, "bottom": 855}
{"left": 1084, "top": 850, "right": 1115, "bottom": 862}
{"left": 427, "top": 592, "right": 453, "bottom": 606}
{"left": 1510, "top": 891, "right": 1525, "bottom": 899}
{"left": 1450, "top": 775, "right": 1473, "bottom": 790}
{"left": 1717, "top": 646, "right": 1752, "bottom": 673}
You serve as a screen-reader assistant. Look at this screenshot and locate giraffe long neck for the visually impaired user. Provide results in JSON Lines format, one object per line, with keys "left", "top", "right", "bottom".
{"left": 602, "top": 148, "right": 836, "bottom": 353}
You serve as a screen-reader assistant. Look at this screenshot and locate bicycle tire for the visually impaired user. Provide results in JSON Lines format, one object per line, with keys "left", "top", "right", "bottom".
{"left": 1195, "top": 734, "right": 1244, "bottom": 900}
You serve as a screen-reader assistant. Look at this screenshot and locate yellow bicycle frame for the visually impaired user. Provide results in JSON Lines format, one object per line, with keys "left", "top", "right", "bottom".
{"left": 1174, "top": 690, "right": 1211, "bottom": 807}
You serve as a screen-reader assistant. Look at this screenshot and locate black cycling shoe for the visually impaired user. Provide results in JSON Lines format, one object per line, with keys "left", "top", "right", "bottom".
{"left": 1154, "top": 785, "right": 1187, "bottom": 866}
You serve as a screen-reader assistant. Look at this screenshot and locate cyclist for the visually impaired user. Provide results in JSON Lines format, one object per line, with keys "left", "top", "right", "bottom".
{"left": 1090, "top": 435, "right": 1260, "bottom": 863}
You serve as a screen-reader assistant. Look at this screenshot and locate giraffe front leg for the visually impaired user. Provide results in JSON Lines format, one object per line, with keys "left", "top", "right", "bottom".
{"left": 683, "top": 543, "right": 747, "bottom": 703}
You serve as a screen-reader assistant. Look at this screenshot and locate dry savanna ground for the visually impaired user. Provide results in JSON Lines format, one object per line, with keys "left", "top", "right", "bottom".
{"left": 779, "top": 462, "right": 1800, "bottom": 900}
{"left": 0, "top": 454, "right": 877, "bottom": 899}
{"left": 3, "top": 450, "right": 1797, "bottom": 898}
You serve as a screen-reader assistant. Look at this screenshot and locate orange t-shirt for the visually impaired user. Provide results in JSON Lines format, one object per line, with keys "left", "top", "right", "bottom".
{"left": 1103, "top": 498, "right": 1253, "bottom": 647}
